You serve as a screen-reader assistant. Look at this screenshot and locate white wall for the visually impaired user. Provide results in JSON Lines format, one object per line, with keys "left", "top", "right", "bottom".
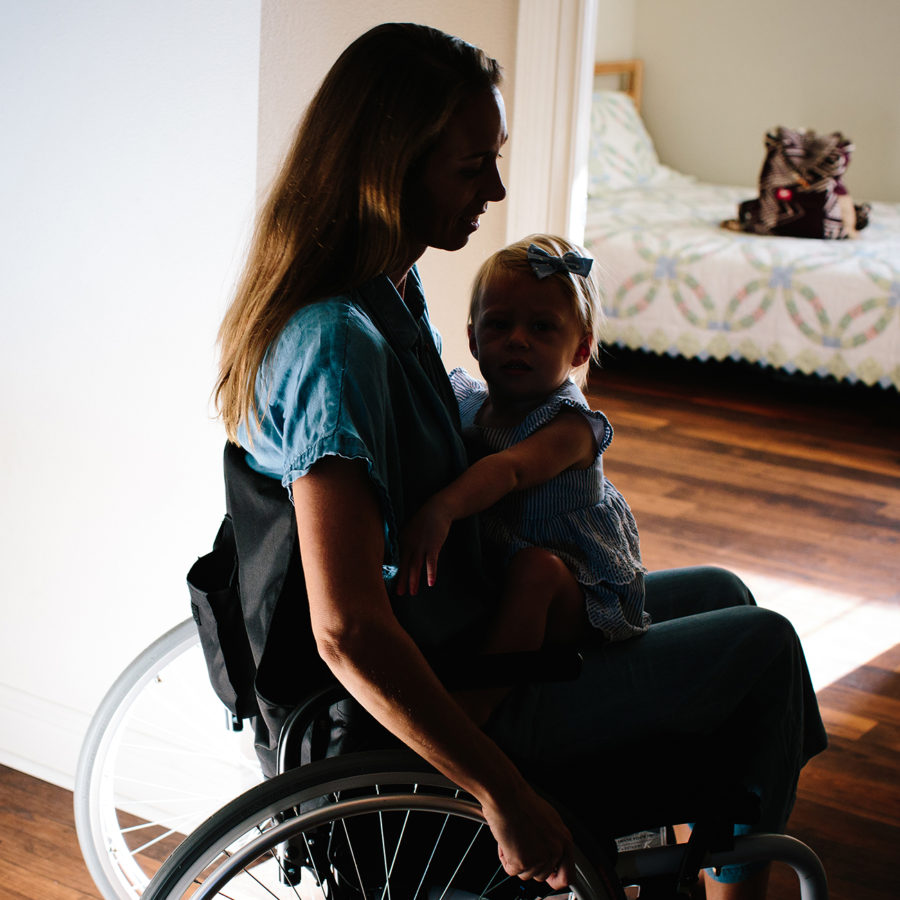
{"left": 629, "top": 0, "right": 900, "bottom": 202}
{"left": 258, "top": 0, "right": 519, "bottom": 370}
{"left": 0, "top": 1, "right": 260, "bottom": 786}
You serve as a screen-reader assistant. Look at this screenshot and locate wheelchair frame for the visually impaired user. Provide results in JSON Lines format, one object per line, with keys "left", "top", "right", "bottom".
{"left": 75, "top": 619, "right": 828, "bottom": 900}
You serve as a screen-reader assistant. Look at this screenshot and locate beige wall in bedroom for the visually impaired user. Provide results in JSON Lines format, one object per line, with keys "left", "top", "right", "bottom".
{"left": 594, "top": 0, "right": 636, "bottom": 61}
{"left": 596, "top": 0, "right": 900, "bottom": 203}
{"left": 259, "top": 0, "right": 519, "bottom": 371}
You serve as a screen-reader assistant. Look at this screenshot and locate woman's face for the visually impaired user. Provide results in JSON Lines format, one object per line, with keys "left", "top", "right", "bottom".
{"left": 404, "top": 88, "right": 508, "bottom": 255}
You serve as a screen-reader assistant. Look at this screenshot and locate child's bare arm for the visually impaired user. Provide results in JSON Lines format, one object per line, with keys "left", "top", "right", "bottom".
{"left": 397, "top": 410, "right": 596, "bottom": 594}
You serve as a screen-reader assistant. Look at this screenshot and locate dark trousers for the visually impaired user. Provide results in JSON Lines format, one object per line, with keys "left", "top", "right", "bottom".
{"left": 485, "top": 566, "right": 827, "bottom": 874}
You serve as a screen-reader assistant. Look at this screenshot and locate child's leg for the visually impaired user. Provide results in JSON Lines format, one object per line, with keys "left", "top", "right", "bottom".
{"left": 484, "top": 546, "right": 588, "bottom": 652}
{"left": 454, "top": 548, "right": 588, "bottom": 725}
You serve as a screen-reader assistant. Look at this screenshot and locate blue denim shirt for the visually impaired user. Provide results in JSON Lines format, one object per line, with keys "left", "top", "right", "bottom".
{"left": 238, "top": 269, "right": 491, "bottom": 649}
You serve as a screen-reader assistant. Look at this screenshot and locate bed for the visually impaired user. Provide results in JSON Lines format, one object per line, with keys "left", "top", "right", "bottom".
{"left": 583, "top": 61, "right": 900, "bottom": 390}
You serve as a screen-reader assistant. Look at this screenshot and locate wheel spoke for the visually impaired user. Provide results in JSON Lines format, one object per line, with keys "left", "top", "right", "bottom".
{"left": 127, "top": 826, "right": 187, "bottom": 857}
{"left": 84, "top": 692, "right": 609, "bottom": 900}
{"left": 413, "top": 809, "right": 454, "bottom": 900}
{"left": 435, "top": 821, "right": 485, "bottom": 900}
{"left": 376, "top": 785, "right": 391, "bottom": 899}
{"left": 380, "top": 782, "right": 417, "bottom": 900}
{"left": 119, "top": 811, "right": 196, "bottom": 835}
{"left": 238, "top": 846, "right": 303, "bottom": 900}
{"left": 302, "top": 829, "right": 325, "bottom": 892}
{"left": 339, "top": 811, "right": 367, "bottom": 897}
{"left": 479, "top": 862, "right": 513, "bottom": 897}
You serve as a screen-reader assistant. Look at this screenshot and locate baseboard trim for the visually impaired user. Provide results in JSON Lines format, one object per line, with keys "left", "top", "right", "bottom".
{"left": 0, "top": 682, "right": 89, "bottom": 791}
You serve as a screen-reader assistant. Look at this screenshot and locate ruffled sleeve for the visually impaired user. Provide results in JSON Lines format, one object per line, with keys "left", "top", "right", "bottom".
{"left": 449, "top": 367, "right": 488, "bottom": 429}
{"left": 515, "top": 379, "right": 613, "bottom": 456}
{"left": 241, "top": 298, "right": 403, "bottom": 575}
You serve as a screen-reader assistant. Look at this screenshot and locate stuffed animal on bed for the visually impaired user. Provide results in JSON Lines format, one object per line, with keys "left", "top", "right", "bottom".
{"left": 723, "top": 126, "right": 870, "bottom": 239}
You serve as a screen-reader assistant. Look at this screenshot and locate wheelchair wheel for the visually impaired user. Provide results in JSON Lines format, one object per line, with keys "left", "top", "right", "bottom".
{"left": 74, "top": 618, "right": 264, "bottom": 900}
{"left": 143, "top": 749, "right": 621, "bottom": 900}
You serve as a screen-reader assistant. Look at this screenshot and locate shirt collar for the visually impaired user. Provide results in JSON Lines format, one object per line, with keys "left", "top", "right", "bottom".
{"left": 357, "top": 266, "right": 425, "bottom": 352}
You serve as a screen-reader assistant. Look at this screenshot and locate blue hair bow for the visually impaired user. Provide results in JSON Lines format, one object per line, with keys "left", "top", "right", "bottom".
{"left": 527, "top": 243, "right": 593, "bottom": 280}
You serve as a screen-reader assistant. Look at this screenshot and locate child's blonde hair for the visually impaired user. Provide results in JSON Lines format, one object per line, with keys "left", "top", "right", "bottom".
{"left": 469, "top": 234, "right": 604, "bottom": 387}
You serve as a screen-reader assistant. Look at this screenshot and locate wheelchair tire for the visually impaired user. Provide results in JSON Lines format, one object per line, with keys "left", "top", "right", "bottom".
{"left": 142, "top": 748, "right": 622, "bottom": 900}
{"left": 74, "top": 618, "right": 264, "bottom": 899}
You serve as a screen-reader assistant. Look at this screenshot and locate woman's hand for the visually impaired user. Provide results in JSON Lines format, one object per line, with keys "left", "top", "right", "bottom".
{"left": 480, "top": 781, "right": 575, "bottom": 891}
{"left": 396, "top": 499, "right": 453, "bottom": 595}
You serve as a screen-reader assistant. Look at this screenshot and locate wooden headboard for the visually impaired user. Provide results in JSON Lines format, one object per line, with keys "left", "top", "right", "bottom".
{"left": 594, "top": 59, "right": 644, "bottom": 112}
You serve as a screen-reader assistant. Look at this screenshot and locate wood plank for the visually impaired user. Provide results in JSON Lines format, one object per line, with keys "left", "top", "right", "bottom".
{"left": 0, "top": 767, "right": 102, "bottom": 899}
{"left": 0, "top": 855, "right": 99, "bottom": 900}
{"left": 774, "top": 795, "right": 900, "bottom": 900}
{"left": 859, "top": 721, "right": 900, "bottom": 755}
{"left": 868, "top": 643, "right": 900, "bottom": 673}
{"left": 0, "top": 780, "right": 103, "bottom": 897}
{"left": 818, "top": 705, "right": 879, "bottom": 741}
{"left": 820, "top": 683, "right": 900, "bottom": 729}
{"left": 606, "top": 429, "right": 900, "bottom": 513}
{"left": 837, "top": 663, "right": 900, "bottom": 699}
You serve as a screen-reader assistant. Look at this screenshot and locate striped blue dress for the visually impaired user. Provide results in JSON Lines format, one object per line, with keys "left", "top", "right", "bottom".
{"left": 450, "top": 368, "right": 649, "bottom": 641}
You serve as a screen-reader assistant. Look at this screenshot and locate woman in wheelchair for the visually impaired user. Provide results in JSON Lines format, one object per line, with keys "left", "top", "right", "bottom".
{"left": 212, "top": 23, "right": 826, "bottom": 900}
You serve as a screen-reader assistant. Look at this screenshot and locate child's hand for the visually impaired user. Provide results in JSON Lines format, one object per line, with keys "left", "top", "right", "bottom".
{"left": 397, "top": 501, "right": 453, "bottom": 595}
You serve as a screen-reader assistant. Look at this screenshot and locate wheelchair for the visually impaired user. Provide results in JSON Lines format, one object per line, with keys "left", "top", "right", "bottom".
{"left": 76, "top": 444, "right": 827, "bottom": 899}
{"left": 75, "top": 617, "right": 828, "bottom": 900}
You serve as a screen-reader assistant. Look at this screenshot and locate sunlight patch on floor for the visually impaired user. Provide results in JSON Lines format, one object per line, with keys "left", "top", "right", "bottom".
{"left": 734, "top": 570, "right": 900, "bottom": 692}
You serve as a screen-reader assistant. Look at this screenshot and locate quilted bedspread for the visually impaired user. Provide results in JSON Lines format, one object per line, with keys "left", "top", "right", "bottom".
{"left": 583, "top": 91, "right": 900, "bottom": 389}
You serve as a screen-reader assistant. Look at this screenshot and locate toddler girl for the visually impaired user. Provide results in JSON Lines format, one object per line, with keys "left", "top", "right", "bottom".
{"left": 398, "top": 235, "right": 648, "bottom": 691}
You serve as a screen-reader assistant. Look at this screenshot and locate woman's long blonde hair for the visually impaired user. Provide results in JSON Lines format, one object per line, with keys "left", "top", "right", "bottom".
{"left": 216, "top": 23, "right": 502, "bottom": 440}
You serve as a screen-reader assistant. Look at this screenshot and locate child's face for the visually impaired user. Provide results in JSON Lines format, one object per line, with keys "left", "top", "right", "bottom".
{"left": 468, "top": 271, "right": 591, "bottom": 409}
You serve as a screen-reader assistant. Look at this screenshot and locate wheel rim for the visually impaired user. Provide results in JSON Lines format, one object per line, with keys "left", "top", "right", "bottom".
{"left": 74, "top": 619, "right": 264, "bottom": 899}
{"left": 144, "top": 756, "right": 617, "bottom": 900}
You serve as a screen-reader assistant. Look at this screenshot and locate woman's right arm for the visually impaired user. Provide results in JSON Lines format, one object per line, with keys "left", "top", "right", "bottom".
{"left": 293, "top": 453, "right": 574, "bottom": 890}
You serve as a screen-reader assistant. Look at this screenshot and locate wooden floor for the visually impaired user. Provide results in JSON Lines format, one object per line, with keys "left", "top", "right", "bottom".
{"left": 2, "top": 351, "right": 898, "bottom": 899}
{"left": 585, "top": 351, "right": 900, "bottom": 900}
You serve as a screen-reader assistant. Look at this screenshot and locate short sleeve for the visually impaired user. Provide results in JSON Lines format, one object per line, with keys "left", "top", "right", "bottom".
{"left": 449, "top": 367, "right": 488, "bottom": 428}
{"left": 242, "top": 299, "right": 400, "bottom": 570}
{"left": 279, "top": 306, "right": 388, "bottom": 486}
{"left": 518, "top": 380, "right": 613, "bottom": 455}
